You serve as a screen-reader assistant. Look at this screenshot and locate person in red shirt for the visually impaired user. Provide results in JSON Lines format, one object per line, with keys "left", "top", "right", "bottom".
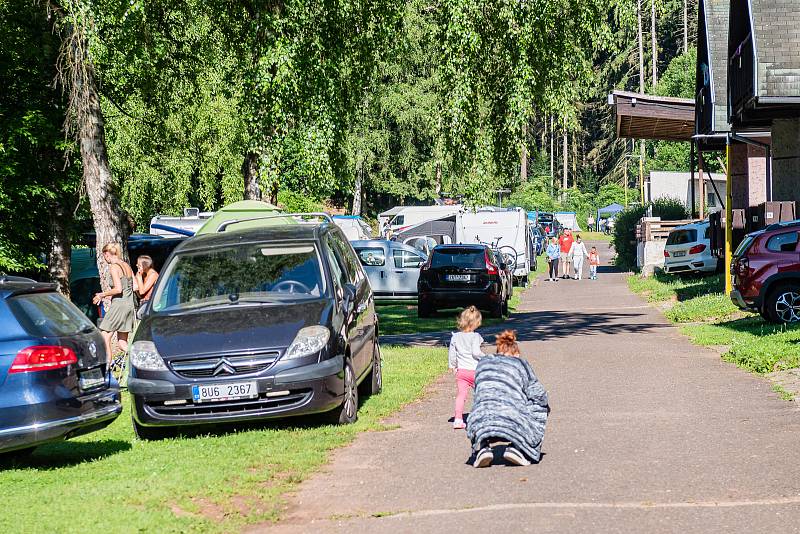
{"left": 558, "top": 229, "right": 574, "bottom": 279}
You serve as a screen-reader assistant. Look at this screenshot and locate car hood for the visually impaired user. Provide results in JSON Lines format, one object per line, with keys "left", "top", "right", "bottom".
{"left": 139, "top": 299, "right": 332, "bottom": 359}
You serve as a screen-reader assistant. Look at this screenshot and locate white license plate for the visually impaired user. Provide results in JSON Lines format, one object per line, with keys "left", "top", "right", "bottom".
{"left": 192, "top": 381, "right": 258, "bottom": 403}
{"left": 79, "top": 367, "right": 105, "bottom": 390}
{"left": 673, "top": 251, "right": 686, "bottom": 257}
{"left": 446, "top": 274, "right": 471, "bottom": 282}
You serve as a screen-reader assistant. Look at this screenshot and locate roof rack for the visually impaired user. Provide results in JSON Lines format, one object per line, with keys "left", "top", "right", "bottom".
{"left": 765, "top": 219, "right": 800, "bottom": 232}
{"left": 0, "top": 276, "right": 37, "bottom": 284}
{"left": 217, "top": 212, "right": 334, "bottom": 233}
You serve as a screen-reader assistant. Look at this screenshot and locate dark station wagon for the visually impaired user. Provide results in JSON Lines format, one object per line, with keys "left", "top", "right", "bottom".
{"left": 129, "top": 217, "right": 382, "bottom": 439}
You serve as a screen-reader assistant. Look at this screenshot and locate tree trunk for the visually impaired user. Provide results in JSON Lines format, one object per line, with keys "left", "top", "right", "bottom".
{"left": 520, "top": 122, "right": 528, "bottom": 182}
{"left": 48, "top": 201, "right": 71, "bottom": 298}
{"left": 242, "top": 151, "right": 262, "bottom": 200}
{"left": 435, "top": 160, "right": 442, "bottom": 194}
{"left": 562, "top": 129, "right": 568, "bottom": 193}
{"left": 638, "top": 0, "right": 645, "bottom": 92}
{"left": 572, "top": 131, "right": 577, "bottom": 188}
{"left": 352, "top": 157, "right": 363, "bottom": 215}
{"left": 683, "top": 0, "right": 688, "bottom": 53}
{"left": 651, "top": 0, "right": 658, "bottom": 88}
{"left": 549, "top": 116, "right": 554, "bottom": 186}
{"left": 268, "top": 178, "right": 279, "bottom": 205}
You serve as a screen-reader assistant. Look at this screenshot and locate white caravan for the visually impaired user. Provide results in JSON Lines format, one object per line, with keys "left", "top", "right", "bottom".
{"left": 386, "top": 205, "right": 462, "bottom": 235}
{"left": 150, "top": 208, "right": 214, "bottom": 237}
{"left": 456, "top": 207, "right": 532, "bottom": 286}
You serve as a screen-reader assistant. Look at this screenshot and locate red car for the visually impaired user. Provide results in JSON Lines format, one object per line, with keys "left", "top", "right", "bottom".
{"left": 730, "top": 221, "right": 800, "bottom": 323}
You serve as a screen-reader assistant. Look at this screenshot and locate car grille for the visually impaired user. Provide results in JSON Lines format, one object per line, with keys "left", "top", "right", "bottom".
{"left": 148, "top": 389, "right": 311, "bottom": 417}
{"left": 170, "top": 352, "right": 280, "bottom": 379}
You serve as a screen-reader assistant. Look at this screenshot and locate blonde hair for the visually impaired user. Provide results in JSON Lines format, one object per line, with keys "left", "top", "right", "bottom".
{"left": 137, "top": 255, "right": 153, "bottom": 270}
{"left": 495, "top": 330, "right": 521, "bottom": 356}
{"left": 102, "top": 243, "right": 121, "bottom": 256}
{"left": 457, "top": 306, "right": 482, "bottom": 332}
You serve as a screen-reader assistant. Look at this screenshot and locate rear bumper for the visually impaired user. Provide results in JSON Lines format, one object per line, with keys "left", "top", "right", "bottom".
{"left": 130, "top": 355, "right": 345, "bottom": 427}
{"left": 0, "top": 389, "right": 122, "bottom": 453}
{"left": 730, "top": 288, "right": 759, "bottom": 312}
{"left": 664, "top": 257, "right": 717, "bottom": 274}
{"left": 419, "top": 287, "right": 502, "bottom": 310}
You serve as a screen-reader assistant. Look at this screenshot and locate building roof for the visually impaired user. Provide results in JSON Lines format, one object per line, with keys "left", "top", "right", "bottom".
{"left": 697, "top": 0, "right": 731, "bottom": 134}
{"left": 609, "top": 91, "right": 695, "bottom": 141}
{"left": 751, "top": 0, "right": 800, "bottom": 98}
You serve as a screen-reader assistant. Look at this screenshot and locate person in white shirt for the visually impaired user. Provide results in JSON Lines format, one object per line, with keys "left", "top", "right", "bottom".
{"left": 568, "top": 235, "right": 589, "bottom": 280}
{"left": 449, "top": 306, "right": 487, "bottom": 429}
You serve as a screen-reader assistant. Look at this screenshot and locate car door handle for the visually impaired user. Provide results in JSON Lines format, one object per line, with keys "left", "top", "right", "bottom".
{"left": 394, "top": 270, "right": 404, "bottom": 274}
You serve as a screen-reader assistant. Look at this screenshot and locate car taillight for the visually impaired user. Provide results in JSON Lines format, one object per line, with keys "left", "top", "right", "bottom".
{"left": 9, "top": 346, "right": 78, "bottom": 374}
{"left": 485, "top": 250, "right": 499, "bottom": 275}
{"left": 689, "top": 244, "right": 706, "bottom": 255}
{"left": 737, "top": 257, "right": 750, "bottom": 276}
{"left": 664, "top": 250, "right": 670, "bottom": 258}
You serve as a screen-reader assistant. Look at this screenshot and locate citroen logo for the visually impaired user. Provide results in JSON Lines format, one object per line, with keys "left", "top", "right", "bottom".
{"left": 212, "top": 359, "right": 236, "bottom": 376}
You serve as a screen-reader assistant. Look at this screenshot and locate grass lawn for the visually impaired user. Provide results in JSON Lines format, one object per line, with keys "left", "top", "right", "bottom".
{"left": 0, "top": 346, "right": 447, "bottom": 533}
{"left": 579, "top": 231, "right": 612, "bottom": 242}
{"left": 377, "top": 255, "right": 549, "bottom": 336}
{"left": 628, "top": 272, "right": 800, "bottom": 375}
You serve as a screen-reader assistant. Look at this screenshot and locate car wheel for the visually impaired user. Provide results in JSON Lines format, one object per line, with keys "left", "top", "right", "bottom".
{"left": 359, "top": 340, "right": 383, "bottom": 397}
{"left": 766, "top": 284, "right": 800, "bottom": 324}
{"left": 132, "top": 417, "right": 175, "bottom": 441}
{"left": 418, "top": 302, "right": 433, "bottom": 318}
{"left": 326, "top": 358, "right": 358, "bottom": 425}
{"left": 490, "top": 300, "right": 504, "bottom": 319}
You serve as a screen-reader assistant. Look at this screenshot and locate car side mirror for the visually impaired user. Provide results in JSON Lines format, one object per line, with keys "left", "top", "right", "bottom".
{"left": 342, "top": 283, "right": 356, "bottom": 312}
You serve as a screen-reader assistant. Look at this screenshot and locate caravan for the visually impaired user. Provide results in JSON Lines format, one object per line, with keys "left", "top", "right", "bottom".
{"left": 386, "top": 205, "right": 462, "bottom": 235}
{"left": 456, "top": 208, "right": 532, "bottom": 286}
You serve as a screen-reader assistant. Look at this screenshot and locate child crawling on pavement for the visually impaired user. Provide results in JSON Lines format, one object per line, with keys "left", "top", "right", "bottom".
{"left": 467, "top": 330, "right": 550, "bottom": 467}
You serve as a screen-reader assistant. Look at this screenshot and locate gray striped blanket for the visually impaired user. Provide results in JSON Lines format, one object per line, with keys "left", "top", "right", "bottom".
{"left": 466, "top": 354, "right": 549, "bottom": 462}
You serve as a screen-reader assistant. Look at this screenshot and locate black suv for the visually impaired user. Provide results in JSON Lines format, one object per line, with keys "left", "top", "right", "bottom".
{"left": 128, "top": 218, "right": 381, "bottom": 439}
{"left": 417, "top": 244, "right": 510, "bottom": 318}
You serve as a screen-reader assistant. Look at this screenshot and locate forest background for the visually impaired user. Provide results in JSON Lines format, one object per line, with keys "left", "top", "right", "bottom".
{"left": 0, "top": 0, "right": 699, "bottom": 291}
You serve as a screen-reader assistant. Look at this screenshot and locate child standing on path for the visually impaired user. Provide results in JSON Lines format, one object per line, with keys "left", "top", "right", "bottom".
{"left": 545, "top": 237, "right": 560, "bottom": 282}
{"left": 588, "top": 246, "right": 600, "bottom": 280}
{"left": 568, "top": 235, "right": 589, "bottom": 280}
{"left": 449, "top": 306, "right": 486, "bottom": 430}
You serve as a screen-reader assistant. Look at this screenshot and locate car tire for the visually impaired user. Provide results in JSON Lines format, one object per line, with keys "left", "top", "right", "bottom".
{"left": 359, "top": 341, "right": 383, "bottom": 397}
{"left": 132, "top": 417, "right": 175, "bottom": 441}
{"left": 418, "top": 302, "right": 434, "bottom": 318}
{"left": 326, "top": 358, "right": 359, "bottom": 425}
{"left": 490, "top": 300, "right": 504, "bottom": 319}
{"left": 765, "top": 283, "right": 800, "bottom": 324}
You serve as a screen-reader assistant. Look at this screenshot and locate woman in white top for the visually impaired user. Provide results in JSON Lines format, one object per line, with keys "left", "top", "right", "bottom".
{"left": 568, "top": 235, "right": 589, "bottom": 280}
{"left": 449, "top": 306, "right": 487, "bottom": 429}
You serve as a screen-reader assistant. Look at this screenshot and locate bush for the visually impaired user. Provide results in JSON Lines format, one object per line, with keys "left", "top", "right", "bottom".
{"left": 277, "top": 189, "right": 325, "bottom": 213}
{"left": 612, "top": 196, "right": 689, "bottom": 271}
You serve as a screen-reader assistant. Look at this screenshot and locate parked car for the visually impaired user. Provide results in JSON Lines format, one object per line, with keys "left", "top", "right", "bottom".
{"left": 351, "top": 240, "right": 426, "bottom": 301}
{"left": 129, "top": 219, "right": 381, "bottom": 439}
{"left": 0, "top": 277, "right": 122, "bottom": 455}
{"left": 664, "top": 221, "right": 719, "bottom": 274}
{"left": 417, "top": 244, "right": 510, "bottom": 318}
{"left": 731, "top": 220, "right": 800, "bottom": 323}
{"left": 333, "top": 215, "right": 373, "bottom": 241}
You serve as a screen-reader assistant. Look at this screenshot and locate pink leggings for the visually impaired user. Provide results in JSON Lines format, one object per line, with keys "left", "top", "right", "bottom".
{"left": 454, "top": 369, "right": 476, "bottom": 421}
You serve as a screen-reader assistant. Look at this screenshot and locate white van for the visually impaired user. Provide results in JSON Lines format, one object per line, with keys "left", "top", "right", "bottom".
{"left": 387, "top": 205, "right": 462, "bottom": 235}
{"left": 456, "top": 207, "right": 532, "bottom": 286}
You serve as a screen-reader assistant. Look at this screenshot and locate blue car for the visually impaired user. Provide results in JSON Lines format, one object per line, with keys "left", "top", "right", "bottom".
{"left": 0, "top": 277, "right": 122, "bottom": 455}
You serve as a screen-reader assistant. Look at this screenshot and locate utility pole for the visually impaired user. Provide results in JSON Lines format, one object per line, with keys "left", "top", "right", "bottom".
{"left": 550, "top": 116, "right": 555, "bottom": 191}
{"left": 652, "top": 0, "right": 658, "bottom": 88}
{"left": 638, "top": 0, "right": 647, "bottom": 205}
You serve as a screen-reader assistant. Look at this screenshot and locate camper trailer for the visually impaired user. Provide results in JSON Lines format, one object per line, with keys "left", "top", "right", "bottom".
{"left": 456, "top": 208, "right": 532, "bottom": 286}
{"left": 150, "top": 208, "right": 214, "bottom": 237}
{"left": 386, "top": 205, "right": 462, "bottom": 235}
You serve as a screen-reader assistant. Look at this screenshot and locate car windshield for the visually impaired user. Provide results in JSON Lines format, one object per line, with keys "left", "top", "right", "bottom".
{"left": 8, "top": 292, "right": 95, "bottom": 337}
{"left": 431, "top": 248, "right": 484, "bottom": 269}
{"left": 667, "top": 229, "right": 697, "bottom": 245}
{"left": 151, "top": 244, "right": 324, "bottom": 312}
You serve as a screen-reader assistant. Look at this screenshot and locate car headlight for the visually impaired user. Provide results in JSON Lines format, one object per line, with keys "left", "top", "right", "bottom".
{"left": 284, "top": 326, "right": 330, "bottom": 359}
{"left": 130, "top": 340, "right": 168, "bottom": 371}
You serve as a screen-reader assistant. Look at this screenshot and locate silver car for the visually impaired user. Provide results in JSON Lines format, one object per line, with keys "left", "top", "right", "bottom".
{"left": 351, "top": 240, "right": 427, "bottom": 301}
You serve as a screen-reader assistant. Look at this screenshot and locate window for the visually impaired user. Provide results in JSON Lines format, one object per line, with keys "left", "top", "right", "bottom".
{"left": 393, "top": 249, "right": 424, "bottom": 269}
{"left": 355, "top": 247, "right": 385, "bottom": 266}
{"left": 327, "top": 232, "right": 362, "bottom": 285}
{"left": 666, "top": 229, "right": 697, "bottom": 245}
{"left": 431, "top": 248, "right": 485, "bottom": 269}
{"left": 766, "top": 232, "right": 799, "bottom": 253}
{"left": 9, "top": 292, "right": 95, "bottom": 337}
{"left": 707, "top": 193, "right": 717, "bottom": 208}
{"left": 324, "top": 239, "right": 347, "bottom": 291}
{"left": 391, "top": 215, "right": 404, "bottom": 226}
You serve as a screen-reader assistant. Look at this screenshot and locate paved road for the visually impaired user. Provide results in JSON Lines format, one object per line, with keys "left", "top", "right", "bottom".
{"left": 252, "top": 242, "right": 800, "bottom": 533}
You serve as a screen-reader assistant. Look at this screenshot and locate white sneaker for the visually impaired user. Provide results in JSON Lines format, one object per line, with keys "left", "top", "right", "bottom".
{"left": 473, "top": 447, "right": 494, "bottom": 468}
{"left": 503, "top": 446, "right": 531, "bottom": 466}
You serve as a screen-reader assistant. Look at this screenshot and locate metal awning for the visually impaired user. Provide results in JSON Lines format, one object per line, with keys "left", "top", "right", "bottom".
{"left": 608, "top": 91, "right": 695, "bottom": 142}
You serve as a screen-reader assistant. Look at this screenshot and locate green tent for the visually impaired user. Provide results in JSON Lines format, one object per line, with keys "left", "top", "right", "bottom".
{"left": 195, "top": 200, "right": 292, "bottom": 235}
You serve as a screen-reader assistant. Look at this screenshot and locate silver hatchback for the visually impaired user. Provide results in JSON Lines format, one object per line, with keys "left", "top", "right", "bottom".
{"left": 351, "top": 240, "right": 427, "bottom": 301}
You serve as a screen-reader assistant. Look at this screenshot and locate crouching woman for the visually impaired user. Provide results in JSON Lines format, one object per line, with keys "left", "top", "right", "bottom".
{"left": 467, "top": 330, "right": 550, "bottom": 467}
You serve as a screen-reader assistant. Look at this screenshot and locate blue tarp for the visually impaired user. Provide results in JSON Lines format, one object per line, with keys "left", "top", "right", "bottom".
{"left": 597, "top": 203, "right": 624, "bottom": 220}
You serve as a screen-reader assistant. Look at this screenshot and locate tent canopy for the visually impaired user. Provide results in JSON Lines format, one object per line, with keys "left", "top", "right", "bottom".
{"left": 597, "top": 203, "right": 625, "bottom": 219}
{"left": 195, "top": 200, "right": 288, "bottom": 235}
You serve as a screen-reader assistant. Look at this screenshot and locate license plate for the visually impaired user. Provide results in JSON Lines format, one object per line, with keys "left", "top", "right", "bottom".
{"left": 192, "top": 381, "right": 258, "bottom": 403}
{"left": 673, "top": 251, "right": 686, "bottom": 257}
{"left": 446, "top": 274, "right": 471, "bottom": 282}
{"left": 79, "top": 367, "right": 105, "bottom": 390}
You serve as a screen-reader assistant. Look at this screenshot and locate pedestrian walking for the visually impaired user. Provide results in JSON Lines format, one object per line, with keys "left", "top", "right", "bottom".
{"left": 545, "top": 237, "right": 560, "bottom": 281}
{"left": 134, "top": 255, "right": 159, "bottom": 319}
{"left": 558, "top": 229, "right": 574, "bottom": 279}
{"left": 467, "top": 330, "right": 549, "bottom": 467}
{"left": 569, "top": 235, "right": 589, "bottom": 280}
{"left": 588, "top": 246, "right": 600, "bottom": 280}
{"left": 92, "top": 243, "right": 136, "bottom": 364}
{"left": 448, "top": 306, "right": 487, "bottom": 430}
